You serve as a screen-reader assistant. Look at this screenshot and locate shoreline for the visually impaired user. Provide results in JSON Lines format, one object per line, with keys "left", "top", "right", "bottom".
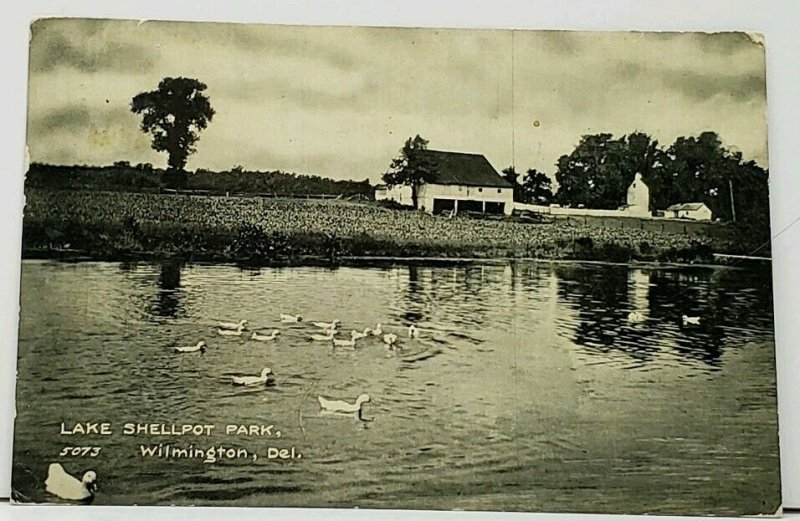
{"left": 20, "top": 248, "right": 768, "bottom": 271}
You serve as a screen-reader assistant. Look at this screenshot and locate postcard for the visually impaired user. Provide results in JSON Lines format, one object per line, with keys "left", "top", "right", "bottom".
{"left": 11, "top": 18, "right": 779, "bottom": 516}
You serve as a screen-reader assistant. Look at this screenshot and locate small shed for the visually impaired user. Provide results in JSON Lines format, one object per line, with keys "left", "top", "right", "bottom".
{"left": 665, "top": 202, "right": 713, "bottom": 221}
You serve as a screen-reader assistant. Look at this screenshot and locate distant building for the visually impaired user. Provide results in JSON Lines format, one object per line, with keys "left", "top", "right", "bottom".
{"left": 624, "top": 172, "right": 650, "bottom": 217}
{"left": 515, "top": 172, "right": 651, "bottom": 218}
{"left": 381, "top": 150, "right": 514, "bottom": 216}
{"left": 665, "top": 202, "right": 713, "bottom": 221}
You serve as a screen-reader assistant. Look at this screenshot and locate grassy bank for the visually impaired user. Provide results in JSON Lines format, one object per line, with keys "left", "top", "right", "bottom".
{"left": 23, "top": 189, "right": 740, "bottom": 265}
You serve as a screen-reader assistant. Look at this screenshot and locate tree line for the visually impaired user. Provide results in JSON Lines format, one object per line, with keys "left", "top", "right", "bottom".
{"left": 503, "top": 131, "right": 769, "bottom": 227}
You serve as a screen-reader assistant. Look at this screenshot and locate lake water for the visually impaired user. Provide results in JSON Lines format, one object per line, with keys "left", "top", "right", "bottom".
{"left": 12, "top": 260, "right": 780, "bottom": 515}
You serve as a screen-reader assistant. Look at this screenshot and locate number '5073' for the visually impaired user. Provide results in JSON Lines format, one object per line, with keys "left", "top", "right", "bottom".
{"left": 59, "top": 446, "right": 101, "bottom": 457}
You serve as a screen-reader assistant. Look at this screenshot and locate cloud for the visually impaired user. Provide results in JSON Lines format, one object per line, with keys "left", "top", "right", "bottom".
{"left": 29, "top": 18, "right": 156, "bottom": 73}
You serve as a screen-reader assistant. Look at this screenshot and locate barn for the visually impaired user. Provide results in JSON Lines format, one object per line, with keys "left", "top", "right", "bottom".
{"left": 665, "top": 202, "right": 713, "bottom": 221}
{"left": 379, "top": 150, "right": 514, "bottom": 216}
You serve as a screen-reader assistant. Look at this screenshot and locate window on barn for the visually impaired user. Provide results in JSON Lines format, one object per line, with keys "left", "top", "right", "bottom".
{"left": 497, "top": 189, "right": 501, "bottom": 193}
{"left": 478, "top": 188, "right": 483, "bottom": 192}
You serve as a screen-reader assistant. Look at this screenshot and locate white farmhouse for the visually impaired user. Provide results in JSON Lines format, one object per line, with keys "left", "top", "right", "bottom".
{"left": 379, "top": 149, "right": 514, "bottom": 215}
{"left": 665, "top": 202, "right": 713, "bottom": 221}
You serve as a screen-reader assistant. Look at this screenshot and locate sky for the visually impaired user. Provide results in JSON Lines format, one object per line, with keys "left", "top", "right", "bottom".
{"left": 26, "top": 19, "right": 768, "bottom": 182}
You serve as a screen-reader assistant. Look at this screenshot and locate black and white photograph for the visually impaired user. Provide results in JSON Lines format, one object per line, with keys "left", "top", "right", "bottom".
{"left": 10, "top": 18, "right": 779, "bottom": 516}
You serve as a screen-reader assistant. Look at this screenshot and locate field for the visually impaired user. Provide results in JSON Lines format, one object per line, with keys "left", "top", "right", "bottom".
{"left": 22, "top": 189, "right": 731, "bottom": 264}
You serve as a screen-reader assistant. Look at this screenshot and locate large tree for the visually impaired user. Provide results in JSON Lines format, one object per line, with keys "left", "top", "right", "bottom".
{"left": 554, "top": 132, "right": 664, "bottom": 209}
{"left": 382, "top": 135, "right": 439, "bottom": 209}
{"left": 131, "top": 77, "right": 215, "bottom": 188}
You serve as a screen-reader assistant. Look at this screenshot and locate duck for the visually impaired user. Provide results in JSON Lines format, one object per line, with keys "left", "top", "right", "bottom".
{"left": 351, "top": 327, "right": 371, "bottom": 340}
{"left": 408, "top": 324, "right": 420, "bottom": 338}
{"left": 218, "top": 324, "right": 246, "bottom": 336}
{"left": 312, "top": 319, "right": 340, "bottom": 330}
{"left": 318, "top": 393, "right": 370, "bottom": 416}
{"left": 627, "top": 311, "right": 646, "bottom": 323}
{"left": 219, "top": 319, "right": 248, "bottom": 330}
{"left": 332, "top": 334, "right": 357, "bottom": 348}
{"left": 310, "top": 329, "right": 335, "bottom": 341}
{"left": 280, "top": 314, "right": 303, "bottom": 323}
{"left": 45, "top": 463, "right": 97, "bottom": 502}
{"left": 174, "top": 341, "right": 206, "bottom": 353}
{"left": 252, "top": 330, "right": 279, "bottom": 341}
{"left": 383, "top": 333, "right": 398, "bottom": 346}
{"left": 371, "top": 323, "right": 383, "bottom": 336}
{"left": 231, "top": 367, "right": 275, "bottom": 386}
{"left": 682, "top": 315, "right": 701, "bottom": 326}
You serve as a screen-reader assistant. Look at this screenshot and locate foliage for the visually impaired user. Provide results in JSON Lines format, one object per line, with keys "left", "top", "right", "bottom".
{"left": 131, "top": 77, "right": 215, "bottom": 187}
{"left": 554, "top": 132, "right": 664, "bottom": 209}
{"left": 521, "top": 168, "right": 554, "bottom": 204}
{"left": 382, "top": 135, "right": 439, "bottom": 209}
{"left": 552, "top": 130, "right": 770, "bottom": 247}
{"left": 25, "top": 163, "right": 372, "bottom": 198}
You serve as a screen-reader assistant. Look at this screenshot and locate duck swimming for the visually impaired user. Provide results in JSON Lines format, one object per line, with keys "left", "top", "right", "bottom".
{"left": 219, "top": 319, "right": 248, "bottom": 330}
{"left": 218, "top": 324, "right": 246, "bottom": 336}
{"left": 318, "top": 393, "right": 370, "bottom": 416}
{"left": 312, "top": 319, "right": 339, "bottom": 330}
{"left": 310, "top": 329, "right": 335, "bottom": 341}
{"left": 351, "top": 327, "right": 371, "bottom": 340}
{"left": 280, "top": 314, "right": 303, "bottom": 323}
{"left": 682, "top": 315, "right": 701, "bottom": 326}
{"left": 45, "top": 463, "right": 97, "bottom": 502}
{"left": 231, "top": 367, "right": 275, "bottom": 386}
{"left": 371, "top": 323, "right": 383, "bottom": 336}
{"left": 252, "top": 330, "right": 280, "bottom": 341}
{"left": 332, "top": 334, "right": 357, "bottom": 348}
{"left": 383, "top": 333, "right": 398, "bottom": 346}
{"left": 174, "top": 341, "right": 206, "bottom": 353}
{"left": 408, "top": 324, "right": 420, "bottom": 338}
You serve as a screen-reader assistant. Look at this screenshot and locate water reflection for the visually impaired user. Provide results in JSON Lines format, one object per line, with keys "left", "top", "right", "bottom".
{"left": 149, "top": 260, "right": 185, "bottom": 318}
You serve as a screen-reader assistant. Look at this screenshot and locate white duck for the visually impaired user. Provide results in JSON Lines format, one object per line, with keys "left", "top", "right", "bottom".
{"left": 45, "top": 463, "right": 97, "bottom": 501}
{"left": 219, "top": 319, "right": 248, "bottom": 330}
{"left": 408, "top": 324, "right": 420, "bottom": 338}
{"left": 318, "top": 394, "right": 370, "bottom": 416}
{"left": 351, "top": 327, "right": 371, "bottom": 340}
{"left": 252, "top": 330, "right": 280, "bottom": 341}
{"left": 332, "top": 333, "right": 358, "bottom": 348}
{"left": 218, "top": 324, "right": 246, "bottom": 336}
{"left": 312, "top": 319, "right": 340, "bottom": 330}
{"left": 280, "top": 314, "right": 303, "bottom": 323}
{"left": 310, "top": 329, "right": 335, "bottom": 341}
{"left": 231, "top": 367, "right": 275, "bottom": 386}
{"left": 371, "top": 323, "right": 383, "bottom": 336}
{"left": 682, "top": 315, "right": 701, "bottom": 326}
{"left": 383, "top": 333, "right": 398, "bottom": 346}
{"left": 174, "top": 341, "right": 206, "bottom": 353}
{"left": 627, "top": 311, "right": 646, "bottom": 323}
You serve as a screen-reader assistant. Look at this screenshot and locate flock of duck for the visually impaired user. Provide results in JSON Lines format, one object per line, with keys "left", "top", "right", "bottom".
{"left": 173, "top": 313, "right": 421, "bottom": 413}
{"left": 44, "top": 314, "right": 422, "bottom": 502}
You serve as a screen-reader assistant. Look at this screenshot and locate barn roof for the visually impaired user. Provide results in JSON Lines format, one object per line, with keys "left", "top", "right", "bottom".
{"left": 418, "top": 150, "right": 512, "bottom": 188}
{"left": 666, "top": 202, "right": 709, "bottom": 211}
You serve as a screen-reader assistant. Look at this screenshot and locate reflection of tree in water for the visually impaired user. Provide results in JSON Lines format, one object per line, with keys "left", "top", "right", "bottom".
{"left": 555, "top": 263, "right": 775, "bottom": 370}
{"left": 555, "top": 265, "right": 661, "bottom": 365}
{"left": 149, "top": 259, "right": 185, "bottom": 318}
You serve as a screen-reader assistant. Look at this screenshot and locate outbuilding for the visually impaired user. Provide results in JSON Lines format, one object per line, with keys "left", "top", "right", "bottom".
{"left": 381, "top": 150, "right": 514, "bottom": 215}
{"left": 665, "top": 202, "right": 713, "bottom": 221}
